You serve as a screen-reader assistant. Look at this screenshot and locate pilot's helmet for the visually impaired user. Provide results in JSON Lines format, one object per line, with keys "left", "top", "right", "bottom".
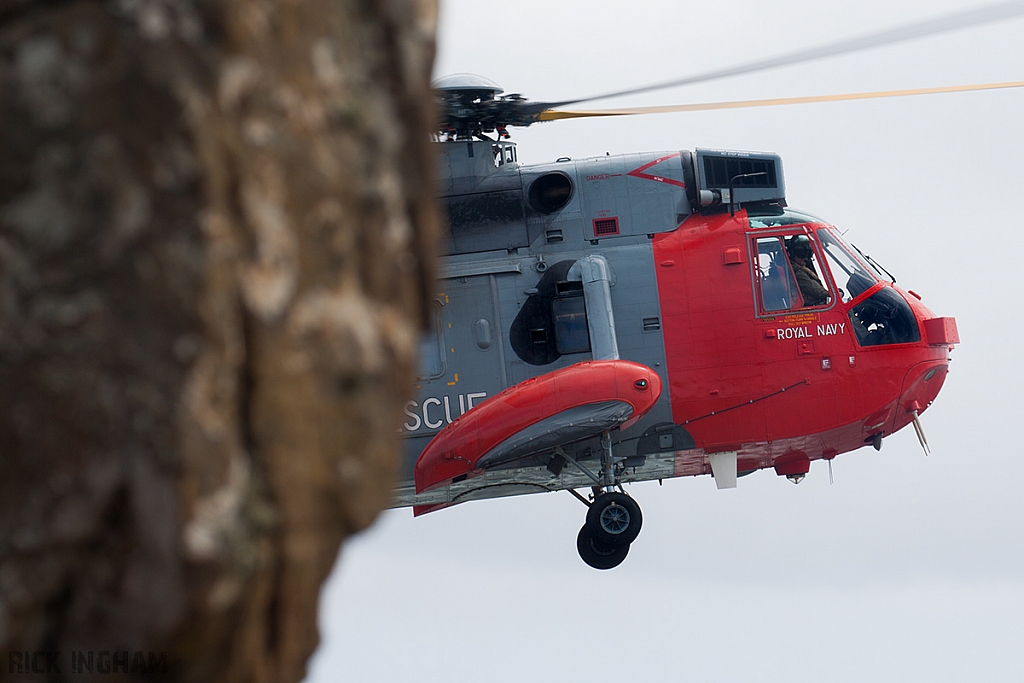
{"left": 787, "top": 234, "right": 813, "bottom": 259}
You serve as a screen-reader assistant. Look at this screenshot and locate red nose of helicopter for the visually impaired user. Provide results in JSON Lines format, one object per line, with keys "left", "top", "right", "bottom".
{"left": 890, "top": 290, "right": 959, "bottom": 444}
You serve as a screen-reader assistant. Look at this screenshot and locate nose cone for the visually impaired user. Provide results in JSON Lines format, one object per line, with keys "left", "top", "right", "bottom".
{"left": 881, "top": 286, "right": 958, "bottom": 434}
{"left": 892, "top": 313, "right": 956, "bottom": 434}
{"left": 899, "top": 361, "right": 949, "bottom": 418}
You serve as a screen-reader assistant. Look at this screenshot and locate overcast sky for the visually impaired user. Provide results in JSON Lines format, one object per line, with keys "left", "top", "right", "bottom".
{"left": 306, "top": 1, "right": 1024, "bottom": 681}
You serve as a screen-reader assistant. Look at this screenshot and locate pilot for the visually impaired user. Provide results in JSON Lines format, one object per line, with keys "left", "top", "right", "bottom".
{"left": 787, "top": 235, "right": 829, "bottom": 307}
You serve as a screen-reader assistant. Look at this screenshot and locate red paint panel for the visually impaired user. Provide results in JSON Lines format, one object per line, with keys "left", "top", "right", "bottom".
{"left": 774, "top": 452, "right": 811, "bottom": 476}
{"left": 414, "top": 360, "right": 662, "bottom": 494}
{"left": 923, "top": 317, "right": 960, "bottom": 345}
{"left": 653, "top": 211, "right": 956, "bottom": 472}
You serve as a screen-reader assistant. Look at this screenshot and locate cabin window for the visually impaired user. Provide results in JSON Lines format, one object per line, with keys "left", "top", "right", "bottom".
{"left": 509, "top": 260, "right": 581, "bottom": 366}
{"left": 493, "top": 142, "right": 517, "bottom": 167}
{"left": 754, "top": 237, "right": 800, "bottom": 312}
{"left": 551, "top": 296, "right": 591, "bottom": 355}
{"left": 816, "top": 229, "right": 877, "bottom": 302}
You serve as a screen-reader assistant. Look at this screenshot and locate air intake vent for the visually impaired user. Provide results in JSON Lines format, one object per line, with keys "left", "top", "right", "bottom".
{"left": 693, "top": 149, "right": 786, "bottom": 209}
{"left": 555, "top": 280, "right": 584, "bottom": 295}
{"left": 702, "top": 156, "right": 778, "bottom": 189}
{"left": 529, "top": 172, "right": 573, "bottom": 213}
{"left": 593, "top": 217, "right": 620, "bottom": 236}
{"left": 642, "top": 317, "right": 661, "bottom": 332}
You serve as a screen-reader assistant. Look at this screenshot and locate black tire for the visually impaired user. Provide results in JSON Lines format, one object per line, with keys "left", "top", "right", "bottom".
{"left": 586, "top": 492, "right": 642, "bottom": 546}
{"left": 576, "top": 525, "right": 630, "bottom": 570}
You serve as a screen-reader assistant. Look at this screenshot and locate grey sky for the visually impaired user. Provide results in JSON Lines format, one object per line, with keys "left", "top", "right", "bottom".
{"left": 306, "top": 1, "right": 1024, "bottom": 680}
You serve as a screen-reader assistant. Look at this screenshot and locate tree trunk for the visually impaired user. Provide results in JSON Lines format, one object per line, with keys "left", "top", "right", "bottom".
{"left": 0, "top": 0, "right": 439, "bottom": 680}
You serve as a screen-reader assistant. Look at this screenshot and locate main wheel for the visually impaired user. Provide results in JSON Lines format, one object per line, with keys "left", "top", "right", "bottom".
{"left": 586, "top": 492, "right": 642, "bottom": 546}
{"left": 576, "top": 525, "right": 629, "bottom": 570}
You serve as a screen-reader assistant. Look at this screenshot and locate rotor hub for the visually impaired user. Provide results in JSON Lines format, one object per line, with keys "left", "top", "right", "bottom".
{"left": 434, "top": 73, "right": 540, "bottom": 140}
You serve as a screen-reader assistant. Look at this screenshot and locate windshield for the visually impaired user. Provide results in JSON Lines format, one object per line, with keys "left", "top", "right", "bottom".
{"left": 816, "top": 228, "right": 877, "bottom": 303}
{"left": 851, "top": 243, "right": 895, "bottom": 283}
{"left": 849, "top": 287, "right": 921, "bottom": 346}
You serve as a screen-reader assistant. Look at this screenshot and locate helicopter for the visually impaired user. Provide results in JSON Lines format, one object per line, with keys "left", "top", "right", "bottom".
{"left": 382, "top": 4, "right": 1024, "bottom": 569}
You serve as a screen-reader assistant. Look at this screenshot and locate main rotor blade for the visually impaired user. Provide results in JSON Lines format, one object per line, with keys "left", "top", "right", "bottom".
{"left": 536, "top": 81, "right": 1024, "bottom": 121}
{"left": 540, "top": 1, "right": 1024, "bottom": 109}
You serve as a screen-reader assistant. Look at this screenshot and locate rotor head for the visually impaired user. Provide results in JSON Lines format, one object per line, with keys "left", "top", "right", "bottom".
{"left": 434, "top": 74, "right": 542, "bottom": 140}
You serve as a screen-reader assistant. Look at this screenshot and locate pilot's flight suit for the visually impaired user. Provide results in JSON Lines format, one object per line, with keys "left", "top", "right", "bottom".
{"left": 793, "top": 262, "right": 829, "bottom": 306}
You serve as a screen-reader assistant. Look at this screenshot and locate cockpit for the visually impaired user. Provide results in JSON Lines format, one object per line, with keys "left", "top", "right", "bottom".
{"left": 749, "top": 209, "right": 921, "bottom": 346}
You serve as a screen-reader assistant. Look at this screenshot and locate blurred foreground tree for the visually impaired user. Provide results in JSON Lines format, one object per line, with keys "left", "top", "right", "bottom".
{"left": 0, "top": 0, "right": 439, "bottom": 680}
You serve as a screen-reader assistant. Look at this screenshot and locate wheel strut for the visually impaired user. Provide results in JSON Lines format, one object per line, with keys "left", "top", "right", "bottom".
{"left": 567, "top": 488, "right": 591, "bottom": 508}
{"left": 601, "top": 430, "right": 616, "bottom": 490}
{"left": 572, "top": 430, "right": 644, "bottom": 569}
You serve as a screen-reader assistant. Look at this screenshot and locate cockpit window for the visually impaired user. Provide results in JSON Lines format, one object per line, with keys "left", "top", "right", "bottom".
{"left": 816, "top": 229, "right": 877, "bottom": 303}
{"left": 754, "top": 237, "right": 801, "bottom": 312}
{"left": 851, "top": 243, "right": 895, "bottom": 283}
{"left": 849, "top": 287, "right": 921, "bottom": 346}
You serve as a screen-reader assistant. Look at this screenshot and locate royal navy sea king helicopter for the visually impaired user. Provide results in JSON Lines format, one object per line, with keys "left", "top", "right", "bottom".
{"left": 388, "top": 4, "right": 1024, "bottom": 569}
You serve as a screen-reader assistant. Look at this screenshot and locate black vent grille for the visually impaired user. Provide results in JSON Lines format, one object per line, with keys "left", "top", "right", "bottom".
{"left": 703, "top": 156, "right": 778, "bottom": 189}
{"left": 642, "top": 317, "right": 661, "bottom": 332}
{"left": 593, "top": 217, "right": 620, "bottom": 236}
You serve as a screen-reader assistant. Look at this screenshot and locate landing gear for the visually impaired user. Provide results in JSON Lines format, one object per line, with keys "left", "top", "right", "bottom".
{"left": 587, "top": 491, "right": 642, "bottom": 546}
{"left": 564, "top": 432, "right": 644, "bottom": 570}
{"left": 576, "top": 492, "right": 641, "bottom": 569}
{"left": 577, "top": 524, "right": 630, "bottom": 570}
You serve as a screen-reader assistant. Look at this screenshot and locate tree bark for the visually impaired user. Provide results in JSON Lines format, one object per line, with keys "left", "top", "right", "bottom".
{"left": 0, "top": 0, "right": 439, "bottom": 680}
